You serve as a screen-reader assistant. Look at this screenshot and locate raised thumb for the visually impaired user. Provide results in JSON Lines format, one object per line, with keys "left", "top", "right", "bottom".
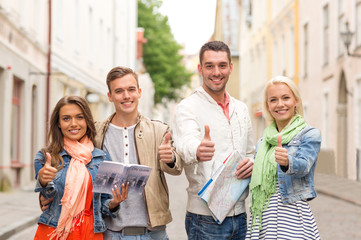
{"left": 277, "top": 135, "right": 282, "bottom": 147}
{"left": 163, "top": 132, "right": 171, "bottom": 145}
{"left": 204, "top": 125, "right": 211, "bottom": 141}
{"left": 45, "top": 152, "right": 52, "bottom": 166}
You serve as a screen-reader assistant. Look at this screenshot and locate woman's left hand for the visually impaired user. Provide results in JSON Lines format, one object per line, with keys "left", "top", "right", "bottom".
{"left": 108, "top": 182, "right": 129, "bottom": 210}
{"left": 275, "top": 135, "right": 289, "bottom": 167}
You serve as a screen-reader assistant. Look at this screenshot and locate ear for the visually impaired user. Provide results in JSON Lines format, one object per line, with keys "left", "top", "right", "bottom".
{"left": 198, "top": 64, "right": 202, "bottom": 75}
{"left": 107, "top": 92, "right": 113, "bottom": 103}
{"left": 138, "top": 88, "right": 142, "bottom": 98}
{"left": 229, "top": 62, "right": 233, "bottom": 74}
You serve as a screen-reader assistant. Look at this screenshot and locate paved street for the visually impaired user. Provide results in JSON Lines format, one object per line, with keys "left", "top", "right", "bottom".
{"left": 5, "top": 172, "right": 361, "bottom": 240}
{"left": 309, "top": 193, "right": 361, "bottom": 240}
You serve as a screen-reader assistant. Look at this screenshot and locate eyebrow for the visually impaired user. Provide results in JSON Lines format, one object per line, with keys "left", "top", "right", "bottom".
{"left": 61, "top": 113, "right": 84, "bottom": 117}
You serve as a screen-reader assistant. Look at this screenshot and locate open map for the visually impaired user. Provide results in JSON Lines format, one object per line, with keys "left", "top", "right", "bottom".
{"left": 198, "top": 150, "right": 251, "bottom": 224}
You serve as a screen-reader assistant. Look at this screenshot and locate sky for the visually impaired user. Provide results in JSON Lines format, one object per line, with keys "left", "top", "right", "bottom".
{"left": 159, "top": 0, "right": 217, "bottom": 55}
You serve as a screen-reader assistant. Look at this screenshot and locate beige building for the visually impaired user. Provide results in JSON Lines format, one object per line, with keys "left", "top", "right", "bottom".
{"left": 0, "top": 0, "right": 141, "bottom": 190}
{"left": 299, "top": 0, "right": 361, "bottom": 180}
{"left": 213, "top": 0, "right": 241, "bottom": 100}
{"left": 0, "top": 0, "right": 48, "bottom": 189}
{"left": 49, "top": 0, "right": 138, "bottom": 122}
{"left": 238, "top": 0, "right": 299, "bottom": 141}
{"left": 236, "top": 0, "right": 361, "bottom": 181}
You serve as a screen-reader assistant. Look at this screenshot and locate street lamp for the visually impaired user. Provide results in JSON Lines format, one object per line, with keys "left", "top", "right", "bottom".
{"left": 340, "top": 21, "right": 361, "bottom": 58}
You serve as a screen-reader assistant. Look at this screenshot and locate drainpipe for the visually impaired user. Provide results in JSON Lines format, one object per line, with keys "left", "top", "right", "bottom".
{"left": 46, "top": 0, "right": 52, "bottom": 140}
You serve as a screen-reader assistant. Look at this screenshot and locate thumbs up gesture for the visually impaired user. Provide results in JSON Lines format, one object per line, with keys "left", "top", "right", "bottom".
{"left": 196, "top": 125, "right": 215, "bottom": 161}
{"left": 275, "top": 135, "right": 289, "bottom": 167}
{"left": 38, "top": 153, "right": 58, "bottom": 187}
{"left": 158, "top": 132, "right": 174, "bottom": 163}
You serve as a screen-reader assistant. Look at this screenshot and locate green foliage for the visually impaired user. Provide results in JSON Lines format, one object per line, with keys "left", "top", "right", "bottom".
{"left": 138, "top": 0, "right": 192, "bottom": 104}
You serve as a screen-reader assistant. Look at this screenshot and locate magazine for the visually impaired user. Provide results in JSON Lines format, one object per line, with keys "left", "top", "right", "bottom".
{"left": 93, "top": 161, "right": 152, "bottom": 195}
{"left": 198, "top": 150, "right": 251, "bottom": 224}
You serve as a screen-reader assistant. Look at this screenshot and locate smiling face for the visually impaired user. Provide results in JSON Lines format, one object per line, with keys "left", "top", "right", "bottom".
{"left": 266, "top": 83, "right": 298, "bottom": 131}
{"left": 198, "top": 50, "right": 233, "bottom": 101}
{"left": 58, "top": 103, "right": 87, "bottom": 141}
{"left": 107, "top": 74, "right": 141, "bottom": 117}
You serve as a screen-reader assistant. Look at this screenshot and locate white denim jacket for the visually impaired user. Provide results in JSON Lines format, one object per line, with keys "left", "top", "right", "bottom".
{"left": 172, "top": 87, "right": 255, "bottom": 216}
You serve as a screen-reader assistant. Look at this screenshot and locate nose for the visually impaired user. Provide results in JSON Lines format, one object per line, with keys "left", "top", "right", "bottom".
{"left": 123, "top": 90, "right": 130, "bottom": 99}
{"left": 213, "top": 66, "right": 221, "bottom": 75}
{"left": 70, "top": 118, "right": 77, "bottom": 126}
{"left": 276, "top": 100, "right": 285, "bottom": 107}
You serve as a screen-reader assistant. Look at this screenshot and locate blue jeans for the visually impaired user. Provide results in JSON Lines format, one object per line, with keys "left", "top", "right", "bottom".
{"left": 103, "top": 229, "right": 169, "bottom": 240}
{"left": 185, "top": 211, "right": 247, "bottom": 240}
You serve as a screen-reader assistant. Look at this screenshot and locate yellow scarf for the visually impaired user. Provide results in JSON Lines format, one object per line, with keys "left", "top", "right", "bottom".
{"left": 50, "top": 136, "right": 94, "bottom": 240}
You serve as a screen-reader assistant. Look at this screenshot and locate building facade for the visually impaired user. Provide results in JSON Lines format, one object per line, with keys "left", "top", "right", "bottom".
{"left": 0, "top": 0, "right": 48, "bottom": 189}
{"left": 50, "top": 0, "right": 138, "bottom": 122}
{"left": 299, "top": 0, "right": 361, "bottom": 180}
{"left": 237, "top": 0, "right": 361, "bottom": 180}
{"left": 213, "top": 0, "right": 241, "bottom": 100}
{"left": 0, "top": 0, "right": 139, "bottom": 190}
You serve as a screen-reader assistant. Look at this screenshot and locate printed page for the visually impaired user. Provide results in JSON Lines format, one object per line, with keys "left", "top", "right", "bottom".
{"left": 93, "top": 161, "right": 152, "bottom": 194}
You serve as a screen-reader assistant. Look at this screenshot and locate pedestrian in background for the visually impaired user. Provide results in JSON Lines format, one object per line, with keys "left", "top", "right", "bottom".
{"left": 172, "top": 40, "right": 255, "bottom": 240}
{"left": 34, "top": 96, "right": 128, "bottom": 240}
{"left": 95, "top": 66, "right": 182, "bottom": 240}
{"left": 246, "top": 76, "right": 321, "bottom": 239}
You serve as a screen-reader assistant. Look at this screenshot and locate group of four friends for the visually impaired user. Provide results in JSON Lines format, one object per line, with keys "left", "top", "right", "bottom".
{"left": 34, "top": 40, "right": 322, "bottom": 240}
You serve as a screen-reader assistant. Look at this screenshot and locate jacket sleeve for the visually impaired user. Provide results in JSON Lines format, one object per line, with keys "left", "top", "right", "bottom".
{"left": 34, "top": 151, "right": 58, "bottom": 199}
{"left": 172, "top": 102, "right": 202, "bottom": 165}
{"left": 285, "top": 128, "right": 321, "bottom": 177}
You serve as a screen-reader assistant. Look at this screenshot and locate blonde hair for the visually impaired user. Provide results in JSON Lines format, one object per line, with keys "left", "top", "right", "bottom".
{"left": 262, "top": 76, "right": 304, "bottom": 122}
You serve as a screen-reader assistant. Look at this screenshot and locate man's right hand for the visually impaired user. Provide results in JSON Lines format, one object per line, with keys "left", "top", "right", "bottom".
{"left": 38, "top": 153, "right": 58, "bottom": 187}
{"left": 196, "top": 125, "right": 215, "bottom": 161}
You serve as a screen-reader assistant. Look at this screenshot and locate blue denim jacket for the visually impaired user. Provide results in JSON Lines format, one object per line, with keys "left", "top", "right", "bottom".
{"left": 256, "top": 126, "right": 321, "bottom": 204}
{"left": 34, "top": 148, "right": 115, "bottom": 233}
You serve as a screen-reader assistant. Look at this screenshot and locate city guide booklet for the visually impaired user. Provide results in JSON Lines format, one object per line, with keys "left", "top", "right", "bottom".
{"left": 198, "top": 150, "right": 251, "bottom": 224}
{"left": 93, "top": 161, "right": 152, "bottom": 195}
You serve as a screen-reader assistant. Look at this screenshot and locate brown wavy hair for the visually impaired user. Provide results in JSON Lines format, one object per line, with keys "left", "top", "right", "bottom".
{"left": 42, "top": 95, "right": 96, "bottom": 170}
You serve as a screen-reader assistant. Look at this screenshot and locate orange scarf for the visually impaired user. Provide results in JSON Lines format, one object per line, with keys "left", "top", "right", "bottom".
{"left": 50, "top": 136, "right": 94, "bottom": 240}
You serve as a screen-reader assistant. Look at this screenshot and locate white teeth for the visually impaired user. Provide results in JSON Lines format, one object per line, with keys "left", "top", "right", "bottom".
{"left": 70, "top": 130, "right": 79, "bottom": 133}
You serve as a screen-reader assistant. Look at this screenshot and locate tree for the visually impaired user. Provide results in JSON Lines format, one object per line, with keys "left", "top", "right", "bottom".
{"left": 138, "top": 0, "right": 192, "bottom": 104}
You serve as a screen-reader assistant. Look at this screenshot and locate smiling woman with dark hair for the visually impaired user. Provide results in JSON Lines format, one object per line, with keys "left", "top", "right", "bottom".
{"left": 33, "top": 96, "right": 128, "bottom": 240}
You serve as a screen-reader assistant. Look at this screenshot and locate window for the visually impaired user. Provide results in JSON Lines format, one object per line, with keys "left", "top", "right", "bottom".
{"left": 322, "top": 91, "right": 330, "bottom": 148}
{"left": 55, "top": 0, "right": 64, "bottom": 42}
{"left": 356, "top": 1, "right": 361, "bottom": 47}
{"left": 74, "top": 0, "right": 80, "bottom": 54}
{"left": 338, "top": 0, "right": 345, "bottom": 56}
{"left": 357, "top": 80, "right": 361, "bottom": 148}
{"left": 304, "top": 23, "right": 308, "bottom": 78}
{"left": 88, "top": 7, "right": 94, "bottom": 64}
{"left": 281, "top": 34, "right": 285, "bottom": 75}
{"left": 11, "top": 77, "right": 21, "bottom": 163}
{"left": 289, "top": 27, "right": 295, "bottom": 77}
{"left": 273, "top": 40, "right": 278, "bottom": 76}
{"left": 323, "top": 4, "right": 329, "bottom": 65}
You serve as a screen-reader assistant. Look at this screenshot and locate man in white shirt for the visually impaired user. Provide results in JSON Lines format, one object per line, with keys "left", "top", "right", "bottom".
{"left": 172, "top": 41, "right": 254, "bottom": 240}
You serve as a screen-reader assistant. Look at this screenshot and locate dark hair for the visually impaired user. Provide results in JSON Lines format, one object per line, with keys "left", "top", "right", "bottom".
{"left": 106, "top": 66, "right": 139, "bottom": 93}
{"left": 199, "top": 41, "right": 231, "bottom": 65}
{"left": 43, "top": 95, "right": 96, "bottom": 169}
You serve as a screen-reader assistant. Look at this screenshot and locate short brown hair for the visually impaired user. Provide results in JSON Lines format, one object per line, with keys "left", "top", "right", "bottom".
{"left": 106, "top": 66, "right": 139, "bottom": 92}
{"left": 199, "top": 41, "right": 231, "bottom": 65}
